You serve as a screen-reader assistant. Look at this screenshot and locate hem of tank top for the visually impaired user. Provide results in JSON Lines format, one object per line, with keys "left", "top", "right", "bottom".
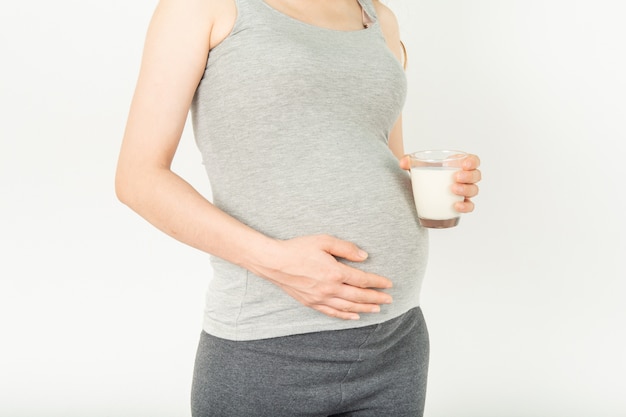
{"left": 204, "top": 304, "right": 421, "bottom": 341}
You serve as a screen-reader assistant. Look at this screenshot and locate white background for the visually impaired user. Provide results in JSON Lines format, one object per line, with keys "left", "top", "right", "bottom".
{"left": 1, "top": 0, "right": 624, "bottom": 416}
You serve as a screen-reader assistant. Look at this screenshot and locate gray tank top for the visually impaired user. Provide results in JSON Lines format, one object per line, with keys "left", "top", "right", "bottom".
{"left": 191, "top": 0, "right": 428, "bottom": 341}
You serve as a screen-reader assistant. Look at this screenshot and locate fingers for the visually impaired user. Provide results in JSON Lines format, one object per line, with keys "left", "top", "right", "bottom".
{"left": 313, "top": 298, "right": 384, "bottom": 321}
{"left": 340, "top": 264, "right": 393, "bottom": 290}
{"left": 455, "top": 154, "right": 481, "bottom": 209}
{"left": 455, "top": 198, "right": 475, "bottom": 213}
{"left": 337, "top": 279, "right": 393, "bottom": 304}
{"left": 289, "top": 274, "right": 393, "bottom": 321}
{"left": 462, "top": 153, "right": 481, "bottom": 170}
{"left": 313, "top": 305, "right": 361, "bottom": 321}
{"left": 453, "top": 180, "right": 478, "bottom": 213}
{"left": 320, "top": 235, "right": 369, "bottom": 262}
{"left": 303, "top": 258, "right": 394, "bottom": 320}
{"left": 312, "top": 288, "right": 392, "bottom": 321}
{"left": 454, "top": 155, "right": 481, "bottom": 213}
{"left": 271, "top": 234, "right": 396, "bottom": 321}
{"left": 455, "top": 167, "right": 482, "bottom": 184}
{"left": 453, "top": 183, "right": 479, "bottom": 198}
{"left": 329, "top": 266, "right": 394, "bottom": 319}
{"left": 399, "top": 155, "right": 411, "bottom": 171}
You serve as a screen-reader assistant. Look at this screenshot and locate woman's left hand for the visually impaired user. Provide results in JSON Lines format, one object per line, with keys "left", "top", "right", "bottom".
{"left": 399, "top": 153, "right": 482, "bottom": 213}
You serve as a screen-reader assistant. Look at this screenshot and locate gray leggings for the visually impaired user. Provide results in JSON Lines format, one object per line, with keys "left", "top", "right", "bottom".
{"left": 191, "top": 307, "right": 429, "bottom": 417}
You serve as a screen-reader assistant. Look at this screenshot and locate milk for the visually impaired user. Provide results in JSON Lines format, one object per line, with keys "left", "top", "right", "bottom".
{"left": 410, "top": 167, "right": 462, "bottom": 221}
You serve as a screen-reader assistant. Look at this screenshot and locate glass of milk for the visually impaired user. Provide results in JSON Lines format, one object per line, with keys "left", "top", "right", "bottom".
{"left": 408, "top": 150, "right": 468, "bottom": 229}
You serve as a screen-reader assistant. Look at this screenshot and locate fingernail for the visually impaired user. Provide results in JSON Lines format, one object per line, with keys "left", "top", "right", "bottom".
{"left": 371, "top": 305, "right": 381, "bottom": 313}
{"left": 357, "top": 250, "right": 368, "bottom": 259}
{"left": 351, "top": 314, "right": 361, "bottom": 320}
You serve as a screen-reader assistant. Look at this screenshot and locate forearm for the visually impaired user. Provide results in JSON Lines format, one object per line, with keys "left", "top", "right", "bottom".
{"left": 115, "top": 166, "right": 276, "bottom": 271}
{"left": 115, "top": 166, "right": 393, "bottom": 319}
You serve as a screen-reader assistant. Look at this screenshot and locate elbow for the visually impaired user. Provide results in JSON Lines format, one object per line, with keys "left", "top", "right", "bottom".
{"left": 114, "top": 175, "right": 128, "bottom": 206}
{"left": 114, "top": 165, "right": 134, "bottom": 207}
{"left": 115, "top": 154, "right": 170, "bottom": 208}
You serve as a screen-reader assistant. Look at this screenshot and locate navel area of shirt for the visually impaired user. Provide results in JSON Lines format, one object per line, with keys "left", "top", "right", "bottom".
{"left": 191, "top": 0, "right": 429, "bottom": 341}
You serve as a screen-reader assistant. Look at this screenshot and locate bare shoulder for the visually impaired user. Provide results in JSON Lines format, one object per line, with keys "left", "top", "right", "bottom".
{"left": 151, "top": 0, "right": 236, "bottom": 49}
{"left": 371, "top": 0, "right": 403, "bottom": 61}
{"left": 371, "top": 0, "right": 400, "bottom": 36}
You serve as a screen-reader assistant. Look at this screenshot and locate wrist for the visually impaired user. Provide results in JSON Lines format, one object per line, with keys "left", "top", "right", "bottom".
{"left": 239, "top": 234, "right": 284, "bottom": 278}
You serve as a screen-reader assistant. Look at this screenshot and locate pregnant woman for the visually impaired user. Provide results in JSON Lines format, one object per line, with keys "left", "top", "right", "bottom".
{"left": 115, "top": 0, "right": 481, "bottom": 415}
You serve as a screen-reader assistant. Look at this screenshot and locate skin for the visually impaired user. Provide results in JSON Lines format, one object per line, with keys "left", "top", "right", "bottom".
{"left": 115, "top": 0, "right": 481, "bottom": 321}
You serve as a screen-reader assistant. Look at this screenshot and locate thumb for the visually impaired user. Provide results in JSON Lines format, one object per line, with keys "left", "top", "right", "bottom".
{"left": 321, "top": 236, "right": 369, "bottom": 262}
{"left": 399, "top": 155, "right": 411, "bottom": 171}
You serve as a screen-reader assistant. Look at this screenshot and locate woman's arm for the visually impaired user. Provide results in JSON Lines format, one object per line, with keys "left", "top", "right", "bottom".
{"left": 375, "top": 1, "right": 481, "bottom": 211}
{"left": 373, "top": 0, "right": 405, "bottom": 159}
{"left": 116, "top": 0, "right": 236, "bottom": 257}
{"left": 115, "top": 0, "right": 392, "bottom": 320}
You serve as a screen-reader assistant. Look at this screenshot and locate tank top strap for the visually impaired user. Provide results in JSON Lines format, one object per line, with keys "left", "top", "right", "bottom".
{"left": 230, "top": 0, "right": 257, "bottom": 33}
{"left": 357, "top": 0, "right": 378, "bottom": 24}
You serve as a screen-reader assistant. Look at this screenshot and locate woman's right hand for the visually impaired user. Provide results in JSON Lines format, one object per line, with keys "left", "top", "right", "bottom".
{"left": 248, "top": 235, "right": 393, "bottom": 321}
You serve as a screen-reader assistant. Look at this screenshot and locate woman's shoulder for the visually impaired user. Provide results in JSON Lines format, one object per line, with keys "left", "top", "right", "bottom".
{"left": 371, "top": 1, "right": 404, "bottom": 64}
{"left": 152, "top": 0, "right": 236, "bottom": 50}
{"left": 371, "top": 0, "right": 400, "bottom": 34}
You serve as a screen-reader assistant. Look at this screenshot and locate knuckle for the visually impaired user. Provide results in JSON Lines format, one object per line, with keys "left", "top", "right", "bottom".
{"left": 318, "top": 284, "right": 335, "bottom": 298}
{"left": 313, "top": 305, "right": 327, "bottom": 314}
{"left": 318, "top": 234, "right": 334, "bottom": 244}
{"left": 354, "top": 275, "right": 372, "bottom": 289}
{"left": 327, "top": 269, "right": 344, "bottom": 282}
{"left": 302, "top": 298, "right": 315, "bottom": 307}
{"left": 352, "top": 292, "right": 368, "bottom": 303}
